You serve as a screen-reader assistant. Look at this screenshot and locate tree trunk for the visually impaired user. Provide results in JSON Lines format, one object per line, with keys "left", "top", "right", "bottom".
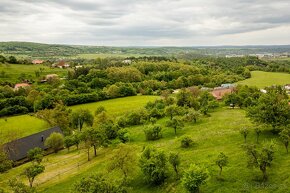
{"left": 219, "top": 166, "right": 222, "bottom": 176}
{"left": 93, "top": 145, "right": 97, "bottom": 156}
{"left": 87, "top": 148, "right": 90, "bottom": 161}
{"left": 285, "top": 143, "right": 288, "bottom": 153}
{"left": 174, "top": 127, "right": 177, "bottom": 135}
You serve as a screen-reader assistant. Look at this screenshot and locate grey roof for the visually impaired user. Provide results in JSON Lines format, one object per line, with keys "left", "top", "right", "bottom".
{"left": 3, "top": 126, "right": 62, "bottom": 161}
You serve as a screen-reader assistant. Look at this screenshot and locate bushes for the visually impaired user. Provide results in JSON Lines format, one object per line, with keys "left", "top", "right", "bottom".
{"left": 181, "top": 135, "right": 193, "bottom": 148}
{"left": 144, "top": 125, "right": 162, "bottom": 141}
{"left": 0, "top": 105, "right": 29, "bottom": 116}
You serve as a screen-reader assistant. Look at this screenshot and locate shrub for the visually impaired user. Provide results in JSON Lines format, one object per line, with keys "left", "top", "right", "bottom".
{"left": 181, "top": 135, "right": 193, "bottom": 148}
{"left": 118, "top": 129, "right": 130, "bottom": 143}
{"left": 144, "top": 125, "right": 162, "bottom": 141}
{"left": 44, "top": 132, "right": 64, "bottom": 153}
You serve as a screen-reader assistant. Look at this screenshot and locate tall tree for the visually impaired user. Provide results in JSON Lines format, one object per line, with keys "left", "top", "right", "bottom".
{"left": 71, "top": 109, "right": 94, "bottom": 131}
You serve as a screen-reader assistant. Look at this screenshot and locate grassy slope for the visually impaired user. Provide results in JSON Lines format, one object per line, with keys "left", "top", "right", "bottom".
{"left": 3, "top": 108, "right": 289, "bottom": 193}
{"left": 0, "top": 115, "right": 49, "bottom": 144}
{"left": 237, "top": 71, "right": 290, "bottom": 88}
{"left": 0, "top": 64, "right": 67, "bottom": 82}
{"left": 69, "top": 95, "right": 159, "bottom": 117}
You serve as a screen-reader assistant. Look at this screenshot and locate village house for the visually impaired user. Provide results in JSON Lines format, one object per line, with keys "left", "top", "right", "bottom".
{"left": 211, "top": 87, "right": 234, "bottom": 100}
{"left": 14, "top": 83, "right": 31, "bottom": 90}
{"left": 52, "top": 60, "right": 70, "bottom": 68}
{"left": 3, "top": 126, "right": 63, "bottom": 161}
{"left": 32, "top": 59, "right": 44, "bottom": 65}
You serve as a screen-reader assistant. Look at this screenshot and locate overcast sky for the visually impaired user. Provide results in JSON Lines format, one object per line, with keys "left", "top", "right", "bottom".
{"left": 0, "top": 0, "right": 290, "bottom": 46}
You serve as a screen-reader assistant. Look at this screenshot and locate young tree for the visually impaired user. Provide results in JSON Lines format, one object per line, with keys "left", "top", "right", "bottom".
{"left": 166, "top": 117, "right": 184, "bottom": 135}
{"left": 139, "top": 146, "right": 168, "bottom": 185}
{"left": 169, "top": 152, "right": 180, "bottom": 178}
{"left": 27, "top": 147, "right": 44, "bottom": 164}
{"left": 182, "top": 164, "right": 209, "bottom": 193}
{"left": 180, "top": 135, "right": 193, "bottom": 148}
{"left": 279, "top": 128, "right": 290, "bottom": 153}
{"left": 64, "top": 136, "right": 75, "bottom": 152}
{"left": 215, "top": 152, "right": 228, "bottom": 177}
{"left": 165, "top": 105, "right": 180, "bottom": 120}
{"left": 254, "top": 127, "right": 262, "bottom": 143}
{"left": 0, "top": 151, "right": 13, "bottom": 173}
{"left": 70, "top": 109, "right": 94, "bottom": 131}
{"left": 240, "top": 128, "right": 249, "bottom": 143}
{"left": 184, "top": 109, "right": 201, "bottom": 123}
{"left": 44, "top": 132, "right": 64, "bottom": 153}
{"left": 95, "top": 106, "right": 106, "bottom": 115}
{"left": 244, "top": 142, "right": 275, "bottom": 181}
{"left": 23, "top": 164, "right": 45, "bottom": 187}
{"left": 8, "top": 179, "right": 35, "bottom": 193}
{"left": 144, "top": 124, "right": 162, "bottom": 141}
{"left": 108, "top": 144, "right": 137, "bottom": 184}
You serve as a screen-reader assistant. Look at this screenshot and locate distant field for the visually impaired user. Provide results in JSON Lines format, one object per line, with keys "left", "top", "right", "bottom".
{"left": 0, "top": 63, "right": 67, "bottom": 82}
{"left": 237, "top": 71, "right": 290, "bottom": 88}
{"left": 0, "top": 115, "right": 48, "bottom": 144}
{"left": 75, "top": 53, "right": 159, "bottom": 59}
{"left": 70, "top": 95, "right": 159, "bottom": 117}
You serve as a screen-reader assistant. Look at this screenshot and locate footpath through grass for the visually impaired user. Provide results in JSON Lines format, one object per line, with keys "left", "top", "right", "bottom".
{"left": 237, "top": 71, "right": 290, "bottom": 88}
{"left": 2, "top": 108, "right": 288, "bottom": 193}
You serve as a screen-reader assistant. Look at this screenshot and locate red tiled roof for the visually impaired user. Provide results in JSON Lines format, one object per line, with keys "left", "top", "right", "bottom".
{"left": 211, "top": 88, "right": 233, "bottom": 100}
{"left": 14, "top": 83, "right": 31, "bottom": 89}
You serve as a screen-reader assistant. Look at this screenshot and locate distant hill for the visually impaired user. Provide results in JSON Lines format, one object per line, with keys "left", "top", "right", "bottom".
{"left": 1, "top": 41, "right": 290, "bottom": 58}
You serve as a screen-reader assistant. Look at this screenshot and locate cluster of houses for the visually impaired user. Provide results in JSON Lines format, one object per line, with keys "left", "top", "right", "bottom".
{"left": 32, "top": 59, "right": 72, "bottom": 69}
{"left": 225, "top": 53, "right": 290, "bottom": 59}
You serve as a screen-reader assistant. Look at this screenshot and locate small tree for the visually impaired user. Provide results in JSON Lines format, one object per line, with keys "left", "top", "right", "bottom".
{"left": 64, "top": 136, "right": 75, "bottom": 152}
{"left": 184, "top": 109, "right": 201, "bottom": 123}
{"left": 8, "top": 179, "right": 35, "bottom": 193}
{"left": 215, "top": 152, "right": 228, "bottom": 177}
{"left": 180, "top": 135, "right": 193, "bottom": 148}
{"left": 144, "top": 125, "right": 162, "bottom": 141}
{"left": 27, "top": 147, "right": 44, "bottom": 164}
{"left": 139, "top": 146, "right": 168, "bottom": 185}
{"left": 182, "top": 164, "right": 209, "bottom": 193}
{"left": 240, "top": 128, "right": 249, "bottom": 143}
{"left": 70, "top": 109, "right": 94, "bottom": 131}
{"left": 279, "top": 128, "right": 290, "bottom": 153}
{"left": 254, "top": 127, "right": 262, "bottom": 143}
{"left": 169, "top": 152, "right": 180, "bottom": 178}
{"left": 166, "top": 117, "right": 184, "bottom": 135}
{"left": 108, "top": 144, "right": 137, "bottom": 184}
{"left": 165, "top": 105, "right": 180, "bottom": 120}
{"left": 95, "top": 106, "right": 106, "bottom": 115}
{"left": 23, "top": 164, "right": 45, "bottom": 187}
{"left": 0, "top": 151, "right": 13, "bottom": 173}
{"left": 244, "top": 142, "right": 275, "bottom": 181}
{"left": 44, "top": 132, "right": 64, "bottom": 153}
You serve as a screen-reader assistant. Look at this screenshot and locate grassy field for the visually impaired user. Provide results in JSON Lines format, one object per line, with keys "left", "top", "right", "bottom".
{"left": 0, "top": 63, "right": 67, "bottom": 82}
{"left": 1, "top": 108, "right": 289, "bottom": 193}
{"left": 237, "top": 71, "right": 290, "bottom": 88}
{"left": 69, "top": 95, "right": 159, "bottom": 117}
{"left": 0, "top": 115, "right": 49, "bottom": 144}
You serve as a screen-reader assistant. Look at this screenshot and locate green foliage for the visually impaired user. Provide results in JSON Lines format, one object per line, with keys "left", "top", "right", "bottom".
{"left": 73, "top": 173, "right": 127, "bottom": 193}
{"left": 27, "top": 147, "right": 44, "bottom": 164}
{"left": 117, "top": 129, "right": 130, "bottom": 143}
{"left": 144, "top": 125, "right": 162, "bottom": 141}
{"left": 243, "top": 142, "right": 275, "bottom": 181}
{"left": 23, "top": 164, "right": 45, "bottom": 187}
{"left": 64, "top": 136, "right": 75, "bottom": 152}
{"left": 70, "top": 109, "right": 94, "bottom": 131}
{"left": 8, "top": 178, "right": 35, "bottom": 193}
{"left": 240, "top": 128, "right": 249, "bottom": 143}
{"left": 0, "top": 151, "right": 12, "bottom": 173}
{"left": 95, "top": 106, "right": 106, "bottom": 115}
{"left": 215, "top": 152, "right": 228, "bottom": 177}
{"left": 166, "top": 116, "right": 184, "bottom": 135}
{"left": 169, "top": 152, "right": 180, "bottom": 177}
{"left": 44, "top": 132, "right": 64, "bottom": 153}
{"left": 139, "top": 146, "right": 168, "bottom": 185}
{"left": 180, "top": 135, "right": 193, "bottom": 148}
{"left": 182, "top": 164, "right": 209, "bottom": 193}
{"left": 279, "top": 128, "right": 290, "bottom": 153}
{"left": 184, "top": 109, "right": 201, "bottom": 123}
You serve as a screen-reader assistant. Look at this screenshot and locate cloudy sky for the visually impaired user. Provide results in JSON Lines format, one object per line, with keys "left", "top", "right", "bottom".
{"left": 0, "top": 0, "right": 290, "bottom": 46}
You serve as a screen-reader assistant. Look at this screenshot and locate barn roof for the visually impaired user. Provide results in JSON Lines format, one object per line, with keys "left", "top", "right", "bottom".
{"left": 3, "top": 126, "right": 62, "bottom": 161}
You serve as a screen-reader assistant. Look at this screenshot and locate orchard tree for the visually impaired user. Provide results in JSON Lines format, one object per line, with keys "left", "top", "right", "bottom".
{"left": 240, "top": 128, "right": 249, "bottom": 143}
{"left": 71, "top": 109, "right": 94, "bottom": 131}
{"left": 279, "top": 128, "right": 290, "bottom": 153}
{"left": 182, "top": 164, "right": 209, "bottom": 193}
{"left": 44, "top": 132, "right": 64, "bottom": 153}
{"left": 0, "top": 151, "right": 12, "bottom": 173}
{"left": 166, "top": 117, "right": 184, "bottom": 135}
{"left": 215, "top": 152, "right": 228, "bottom": 177}
{"left": 169, "top": 152, "right": 180, "bottom": 178}
{"left": 184, "top": 109, "right": 201, "bottom": 123}
{"left": 254, "top": 127, "right": 262, "bottom": 143}
{"left": 64, "top": 136, "right": 75, "bottom": 152}
{"left": 27, "top": 147, "right": 44, "bottom": 163}
{"left": 139, "top": 146, "right": 168, "bottom": 185}
{"left": 23, "top": 164, "right": 45, "bottom": 187}
{"left": 108, "top": 144, "right": 137, "bottom": 183}
{"left": 165, "top": 104, "right": 181, "bottom": 120}
{"left": 247, "top": 87, "right": 290, "bottom": 133}
{"left": 244, "top": 142, "right": 275, "bottom": 181}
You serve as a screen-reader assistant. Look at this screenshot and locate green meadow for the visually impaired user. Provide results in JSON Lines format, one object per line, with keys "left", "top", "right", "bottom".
{"left": 237, "top": 71, "right": 290, "bottom": 88}
{"left": 0, "top": 63, "right": 67, "bottom": 82}
{"left": 1, "top": 108, "right": 289, "bottom": 193}
{"left": 69, "top": 95, "right": 159, "bottom": 117}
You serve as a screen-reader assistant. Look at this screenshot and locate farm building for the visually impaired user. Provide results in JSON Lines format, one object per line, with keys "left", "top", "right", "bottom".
{"left": 2, "top": 126, "right": 63, "bottom": 161}
{"left": 211, "top": 87, "right": 234, "bottom": 100}
{"left": 32, "top": 59, "right": 44, "bottom": 64}
{"left": 14, "top": 83, "right": 31, "bottom": 90}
